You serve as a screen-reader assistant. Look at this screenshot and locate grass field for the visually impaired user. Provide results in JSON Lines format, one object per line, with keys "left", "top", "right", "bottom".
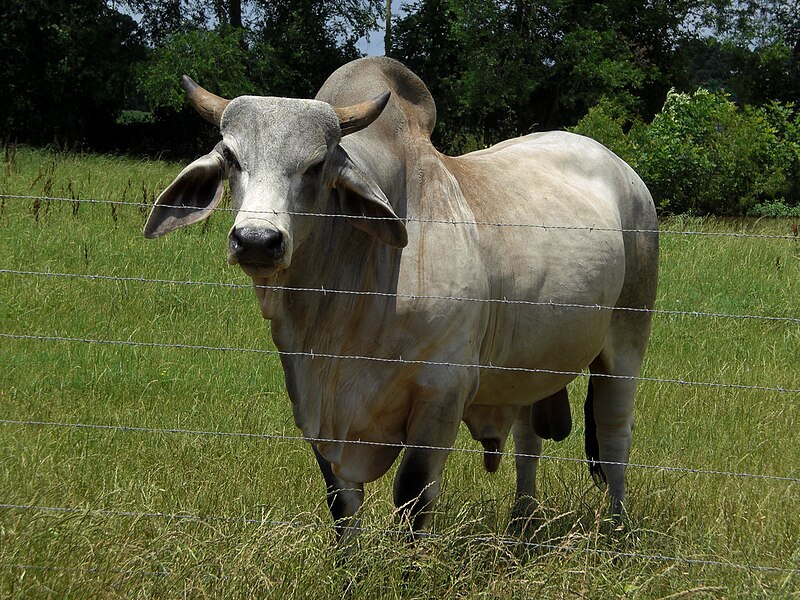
{"left": 1, "top": 147, "right": 799, "bottom": 597}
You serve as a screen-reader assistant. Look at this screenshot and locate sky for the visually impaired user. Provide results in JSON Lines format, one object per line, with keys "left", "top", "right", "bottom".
{"left": 357, "top": 0, "right": 405, "bottom": 56}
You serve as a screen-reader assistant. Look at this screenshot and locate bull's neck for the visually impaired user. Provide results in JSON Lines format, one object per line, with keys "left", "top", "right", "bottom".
{"left": 269, "top": 235, "right": 402, "bottom": 351}
{"left": 267, "top": 135, "right": 413, "bottom": 349}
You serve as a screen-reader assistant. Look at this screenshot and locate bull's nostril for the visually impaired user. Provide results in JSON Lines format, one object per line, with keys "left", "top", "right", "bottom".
{"left": 262, "top": 229, "right": 284, "bottom": 253}
{"left": 229, "top": 229, "right": 245, "bottom": 254}
{"left": 230, "top": 226, "right": 285, "bottom": 264}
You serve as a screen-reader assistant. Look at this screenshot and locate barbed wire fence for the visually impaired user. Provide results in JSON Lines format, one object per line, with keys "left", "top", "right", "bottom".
{"left": 1, "top": 192, "right": 799, "bottom": 578}
{"left": 3, "top": 193, "right": 799, "bottom": 240}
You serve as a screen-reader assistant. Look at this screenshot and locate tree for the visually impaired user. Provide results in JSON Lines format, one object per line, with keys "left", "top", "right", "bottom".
{"left": 390, "top": 0, "right": 466, "bottom": 149}
{"left": 392, "top": 0, "right": 700, "bottom": 150}
{"left": 0, "top": 0, "right": 145, "bottom": 146}
{"left": 251, "top": 0, "right": 381, "bottom": 97}
{"left": 697, "top": 0, "right": 800, "bottom": 104}
{"left": 114, "top": 0, "right": 244, "bottom": 44}
{"left": 121, "top": 0, "right": 382, "bottom": 100}
{"left": 137, "top": 27, "right": 251, "bottom": 110}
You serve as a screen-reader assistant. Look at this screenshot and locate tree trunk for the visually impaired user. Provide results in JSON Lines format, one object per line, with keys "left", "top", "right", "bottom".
{"left": 790, "top": 37, "right": 800, "bottom": 96}
{"left": 384, "top": 0, "right": 392, "bottom": 55}
{"left": 229, "top": 0, "right": 242, "bottom": 29}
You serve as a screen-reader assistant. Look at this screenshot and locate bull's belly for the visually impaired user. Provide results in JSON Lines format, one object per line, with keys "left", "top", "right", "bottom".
{"left": 473, "top": 368, "right": 581, "bottom": 407}
{"left": 472, "top": 307, "right": 612, "bottom": 407}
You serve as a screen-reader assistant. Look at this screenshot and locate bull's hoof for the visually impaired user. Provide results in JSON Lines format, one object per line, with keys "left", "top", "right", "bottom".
{"left": 507, "top": 496, "right": 542, "bottom": 539}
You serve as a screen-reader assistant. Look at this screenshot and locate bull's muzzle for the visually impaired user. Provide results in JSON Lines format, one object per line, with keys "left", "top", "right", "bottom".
{"left": 228, "top": 225, "right": 286, "bottom": 274}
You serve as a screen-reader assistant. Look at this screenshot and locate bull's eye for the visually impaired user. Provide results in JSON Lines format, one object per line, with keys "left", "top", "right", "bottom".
{"left": 222, "top": 145, "right": 241, "bottom": 171}
{"left": 301, "top": 145, "right": 327, "bottom": 178}
{"left": 304, "top": 159, "right": 325, "bottom": 179}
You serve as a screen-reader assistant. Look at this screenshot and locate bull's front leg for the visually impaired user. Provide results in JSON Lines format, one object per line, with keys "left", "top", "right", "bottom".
{"left": 392, "top": 399, "right": 462, "bottom": 534}
{"left": 313, "top": 445, "right": 364, "bottom": 545}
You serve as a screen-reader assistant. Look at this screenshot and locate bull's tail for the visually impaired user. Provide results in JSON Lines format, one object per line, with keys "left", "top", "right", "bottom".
{"left": 583, "top": 378, "right": 606, "bottom": 486}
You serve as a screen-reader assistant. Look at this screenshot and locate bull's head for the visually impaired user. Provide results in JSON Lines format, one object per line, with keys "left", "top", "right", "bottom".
{"left": 143, "top": 76, "right": 407, "bottom": 280}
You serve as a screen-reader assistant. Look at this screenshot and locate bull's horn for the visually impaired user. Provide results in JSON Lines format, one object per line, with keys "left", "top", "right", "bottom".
{"left": 334, "top": 91, "right": 391, "bottom": 136}
{"left": 181, "top": 75, "right": 231, "bottom": 126}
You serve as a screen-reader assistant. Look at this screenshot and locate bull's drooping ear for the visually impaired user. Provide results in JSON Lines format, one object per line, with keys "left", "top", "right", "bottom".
{"left": 332, "top": 146, "right": 408, "bottom": 248}
{"left": 143, "top": 148, "right": 226, "bottom": 239}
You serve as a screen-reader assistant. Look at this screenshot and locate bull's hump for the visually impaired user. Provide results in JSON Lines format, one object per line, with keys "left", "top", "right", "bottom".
{"left": 316, "top": 57, "right": 437, "bottom": 139}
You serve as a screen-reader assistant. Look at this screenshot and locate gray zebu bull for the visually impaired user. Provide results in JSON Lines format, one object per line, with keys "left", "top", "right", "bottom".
{"left": 144, "top": 57, "right": 658, "bottom": 536}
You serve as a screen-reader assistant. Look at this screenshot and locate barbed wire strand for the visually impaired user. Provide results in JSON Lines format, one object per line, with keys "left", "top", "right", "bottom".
{"left": 1, "top": 418, "right": 797, "bottom": 484}
{"left": 3, "top": 332, "right": 799, "bottom": 395}
{"left": 3, "top": 268, "right": 799, "bottom": 325}
{"left": 0, "top": 503, "right": 796, "bottom": 574}
{"left": 2, "top": 194, "right": 798, "bottom": 240}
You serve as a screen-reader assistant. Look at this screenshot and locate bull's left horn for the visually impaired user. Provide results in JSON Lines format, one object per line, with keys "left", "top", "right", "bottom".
{"left": 334, "top": 91, "right": 391, "bottom": 136}
{"left": 181, "top": 75, "right": 231, "bottom": 127}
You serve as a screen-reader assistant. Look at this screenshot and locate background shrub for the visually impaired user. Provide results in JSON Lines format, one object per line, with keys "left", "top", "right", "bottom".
{"left": 573, "top": 90, "right": 800, "bottom": 216}
{"left": 568, "top": 98, "right": 639, "bottom": 166}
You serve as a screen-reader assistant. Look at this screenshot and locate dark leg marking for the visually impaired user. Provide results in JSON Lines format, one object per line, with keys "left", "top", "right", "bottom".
{"left": 313, "top": 445, "right": 363, "bottom": 528}
{"left": 583, "top": 378, "right": 606, "bottom": 486}
{"left": 393, "top": 451, "right": 435, "bottom": 531}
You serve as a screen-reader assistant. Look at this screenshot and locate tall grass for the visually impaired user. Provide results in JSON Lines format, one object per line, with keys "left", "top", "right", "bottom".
{"left": 1, "top": 147, "right": 798, "bottom": 597}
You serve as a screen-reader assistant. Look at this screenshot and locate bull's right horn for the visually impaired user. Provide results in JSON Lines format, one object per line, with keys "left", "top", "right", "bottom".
{"left": 181, "top": 75, "right": 231, "bottom": 127}
{"left": 334, "top": 91, "right": 391, "bottom": 136}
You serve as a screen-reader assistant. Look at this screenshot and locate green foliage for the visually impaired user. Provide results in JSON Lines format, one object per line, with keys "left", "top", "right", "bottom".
{"left": 635, "top": 89, "right": 790, "bottom": 215}
{"left": 574, "top": 90, "right": 800, "bottom": 216}
{"left": 635, "top": 89, "right": 768, "bottom": 214}
{"left": 760, "top": 100, "right": 800, "bottom": 201}
{"left": 138, "top": 28, "right": 252, "bottom": 112}
{"left": 747, "top": 199, "right": 800, "bottom": 218}
{"left": 250, "top": 0, "right": 377, "bottom": 98}
{"left": 557, "top": 25, "right": 650, "bottom": 115}
{"left": 700, "top": 0, "right": 800, "bottom": 105}
{"left": 0, "top": 0, "right": 145, "bottom": 146}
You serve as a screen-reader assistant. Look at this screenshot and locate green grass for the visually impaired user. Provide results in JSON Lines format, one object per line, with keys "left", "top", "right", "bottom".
{"left": 1, "top": 147, "right": 799, "bottom": 597}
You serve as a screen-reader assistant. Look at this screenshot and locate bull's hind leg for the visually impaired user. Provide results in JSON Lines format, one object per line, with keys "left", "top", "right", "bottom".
{"left": 584, "top": 370, "right": 634, "bottom": 517}
{"left": 510, "top": 405, "right": 543, "bottom": 523}
{"left": 313, "top": 445, "right": 364, "bottom": 544}
{"left": 586, "top": 326, "right": 650, "bottom": 518}
{"left": 511, "top": 389, "right": 571, "bottom": 524}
